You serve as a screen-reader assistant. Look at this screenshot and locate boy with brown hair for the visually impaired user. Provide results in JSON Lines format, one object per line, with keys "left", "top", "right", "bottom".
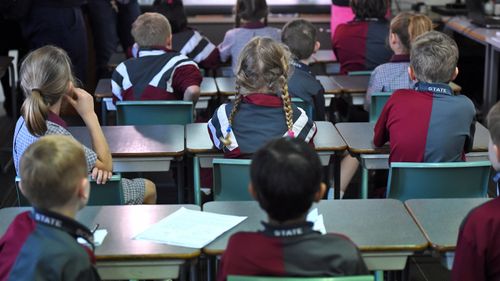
{"left": 0, "top": 135, "right": 101, "bottom": 280}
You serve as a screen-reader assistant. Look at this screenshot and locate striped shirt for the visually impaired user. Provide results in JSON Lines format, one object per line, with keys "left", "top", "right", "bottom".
{"left": 172, "top": 28, "right": 220, "bottom": 70}
{"left": 111, "top": 47, "right": 202, "bottom": 101}
{"left": 208, "top": 93, "right": 317, "bottom": 158}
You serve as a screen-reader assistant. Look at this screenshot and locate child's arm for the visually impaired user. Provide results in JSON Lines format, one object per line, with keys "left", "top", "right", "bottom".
{"left": 218, "top": 30, "right": 234, "bottom": 63}
{"left": 65, "top": 88, "right": 113, "bottom": 183}
{"left": 183, "top": 85, "right": 200, "bottom": 103}
{"left": 172, "top": 64, "right": 202, "bottom": 103}
{"left": 365, "top": 68, "right": 383, "bottom": 111}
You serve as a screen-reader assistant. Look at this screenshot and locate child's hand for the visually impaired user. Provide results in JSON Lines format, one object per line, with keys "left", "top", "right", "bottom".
{"left": 65, "top": 87, "right": 95, "bottom": 119}
{"left": 91, "top": 167, "right": 113, "bottom": 184}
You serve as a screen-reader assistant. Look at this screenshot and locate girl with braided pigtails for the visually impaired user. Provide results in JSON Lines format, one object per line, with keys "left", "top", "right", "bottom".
{"left": 208, "top": 37, "right": 317, "bottom": 158}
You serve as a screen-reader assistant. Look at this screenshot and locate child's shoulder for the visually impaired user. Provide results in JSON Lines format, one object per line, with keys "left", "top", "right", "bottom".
{"left": 464, "top": 198, "right": 500, "bottom": 228}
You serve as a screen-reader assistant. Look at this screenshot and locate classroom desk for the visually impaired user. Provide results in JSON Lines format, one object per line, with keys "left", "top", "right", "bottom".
{"left": 68, "top": 125, "right": 185, "bottom": 202}
{"left": 444, "top": 16, "right": 499, "bottom": 114}
{"left": 203, "top": 199, "right": 428, "bottom": 272}
{"left": 335, "top": 122, "right": 489, "bottom": 198}
{"left": 404, "top": 198, "right": 490, "bottom": 269}
{"left": 311, "top": 49, "right": 337, "bottom": 63}
{"left": 94, "top": 77, "right": 218, "bottom": 125}
{"left": 186, "top": 121, "right": 347, "bottom": 203}
{"left": 0, "top": 205, "right": 200, "bottom": 280}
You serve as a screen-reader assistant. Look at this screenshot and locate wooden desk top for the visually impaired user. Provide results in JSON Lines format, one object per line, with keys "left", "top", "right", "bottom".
{"left": 203, "top": 199, "right": 428, "bottom": 255}
{"left": 405, "top": 198, "right": 490, "bottom": 252}
{"left": 311, "top": 50, "right": 337, "bottom": 64}
{"left": 68, "top": 125, "right": 185, "bottom": 157}
{"left": 94, "top": 77, "right": 218, "bottom": 99}
{"left": 0, "top": 56, "right": 13, "bottom": 79}
{"left": 316, "top": 75, "right": 342, "bottom": 94}
{"left": 444, "top": 16, "right": 498, "bottom": 44}
{"left": 335, "top": 122, "right": 489, "bottom": 154}
{"left": 331, "top": 75, "right": 370, "bottom": 94}
{"left": 215, "top": 77, "right": 237, "bottom": 96}
{"left": 0, "top": 205, "right": 201, "bottom": 260}
{"left": 185, "top": 121, "right": 347, "bottom": 154}
{"left": 188, "top": 14, "right": 330, "bottom": 24}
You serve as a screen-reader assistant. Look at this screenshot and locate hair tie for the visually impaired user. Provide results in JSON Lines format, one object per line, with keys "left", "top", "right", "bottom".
{"left": 32, "top": 88, "right": 42, "bottom": 94}
{"left": 287, "top": 130, "right": 295, "bottom": 138}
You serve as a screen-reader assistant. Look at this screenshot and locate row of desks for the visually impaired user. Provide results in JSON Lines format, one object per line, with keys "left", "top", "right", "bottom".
{"left": 0, "top": 198, "right": 487, "bottom": 279}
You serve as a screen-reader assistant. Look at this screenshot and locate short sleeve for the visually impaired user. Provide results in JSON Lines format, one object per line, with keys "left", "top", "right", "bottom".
{"left": 218, "top": 30, "right": 235, "bottom": 63}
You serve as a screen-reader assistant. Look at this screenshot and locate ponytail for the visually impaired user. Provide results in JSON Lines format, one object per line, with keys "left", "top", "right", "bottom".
{"left": 390, "top": 12, "right": 433, "bottom": 52}
{"left": 22, "top": 89, "right": 49, "bottom": 136}
{"left": 408, "top": 14, "right": 433, "bottom": 42}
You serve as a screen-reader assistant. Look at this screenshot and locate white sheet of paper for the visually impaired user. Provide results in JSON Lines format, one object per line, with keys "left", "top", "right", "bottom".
{"left": 134, "top": 207, "right": 247, "bottom": 248}
{"left": 77, "top": 229, "right": 108, "bottom": 247}
{"left": 307, "top": 208, "right": 326, "bottom": 235}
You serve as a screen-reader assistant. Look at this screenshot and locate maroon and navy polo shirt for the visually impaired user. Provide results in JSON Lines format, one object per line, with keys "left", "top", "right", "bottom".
{"left": 218, "top": 222, "right": 369, "bottom": 281}
{"left": 373, "top": 82, "right": 476, "bottom": 163}
{"left": 332, "top": 19, "right": 392, "bottom": 74}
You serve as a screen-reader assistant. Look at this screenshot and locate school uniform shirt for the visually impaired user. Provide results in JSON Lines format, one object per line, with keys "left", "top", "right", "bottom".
{"left": 332, "top": 19, "right": 392, "bottom": 74}
{"left": 217, "top": 222, "right": 369, "bottom": 281}
{"left": 218, "top": 22, "right": 281, "bottom": 72}
{"left": 288, "top": 60, "right": 326, "bottom": 121}
{"left": 373, "top": 82, "right": 476, "bottom": 163}
{"left": 111, "top": 47, "right": 202, "bottom": 101}
{"left": 365, "top": 54, "right": 413, "bottom": 111}
{"left": 13, "top": 112, "right": 146, "bottom": 204}
{"left": 172, "top": 28, "right": 220, "bottom": 70}
{"left": 452, "top": 196, "right": 500, "bottom": 281}
{"left": 0, "top": 208, "right": 101, "bottom": 281}
{"left": 207, "top": 93, "right": 317, "bottom": 158}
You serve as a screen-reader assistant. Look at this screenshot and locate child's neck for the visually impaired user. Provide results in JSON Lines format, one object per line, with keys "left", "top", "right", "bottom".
{"left": 49, "top": 100, "right": 62, "bottom": 115}
{"left": 48, "top": 205, "right": 78, "bottom": 220}
{"left": 268, "top": 214, "right": 307, "bottom": 226}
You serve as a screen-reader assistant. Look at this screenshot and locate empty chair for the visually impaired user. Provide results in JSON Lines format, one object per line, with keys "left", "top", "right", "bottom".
{"left": 116, "top": 100, "right": 193, "bottom": 125}
{"left": 369, "top": 92, "right": 392, "bottom": 122}
{"left": 387, "top": 161, "right": 491, "bottom": 201}
{"left": 16, "top": 174, "right": 124, "bottom": 206}
{"left": 347, "top": 70, "right": 373, "bottom": 76}
{"left": 228, "top": 275, "right": 375, "bottom": 281}
{"left": 213, "top": 158, "right": 252, "bottom": 201}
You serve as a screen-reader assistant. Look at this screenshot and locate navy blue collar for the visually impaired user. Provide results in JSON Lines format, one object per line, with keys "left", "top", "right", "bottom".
{"left": 261, "top": 221, "right": 317, "bottom": 237}
{"left": 291, "top": 60, "right": 312, "bottom": 74}
{"left": 414, "top": 82, "right": 453, "bottom": 96}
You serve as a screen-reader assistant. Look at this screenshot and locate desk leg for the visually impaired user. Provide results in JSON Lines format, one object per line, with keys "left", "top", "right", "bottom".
{"left": 177, "top": 158, "right": 185, "bottom": 203}
{"left": 207, "top": 255, "right": 215, "bottom": 281}
{"left": 100, "top": 99, "right": 107, "bottom": 126}
{"left": 334, "top": 151, "right": 341, "bottom": 200}
{"left": 190, "top": 258, "right": 198, "bottom": 281}
{"left": 375, "top": 270, "right": 384, "bottom": 281}
{"left": 362, "top": 167, "right": 369, "bottom": 199}
{"left": 193, "top": 156, "right": 201, "bottom": 206}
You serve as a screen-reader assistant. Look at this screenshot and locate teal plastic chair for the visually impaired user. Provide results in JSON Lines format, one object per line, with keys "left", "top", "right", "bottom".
{"left": 228, "top": 276, "right": 374, "bottom": 281}
{"left": 212, "top": 158, "right": 252, "bottom": 201}
{"left": 387, "top": 161, "right": 491, "bottom": 201}
{"left": 369, "top": 92, "right": 392, "bottom": 123}
{"left": 291, "top": 97, "right": 314, "bottom": 119}
{"left": 347, "top": 70, "right": 373, "bottom": 76}
{"left": 15, "top": 174, "right": 124, "bottom": 206}
{"left": 116, "top": 100, "right": 193, "bottom": 125}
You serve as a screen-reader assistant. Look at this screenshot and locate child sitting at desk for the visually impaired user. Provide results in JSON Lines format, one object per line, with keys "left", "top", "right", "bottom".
{"left": 0, "top": 136, "right": 101, "bottom": 280}
{"left": 218, "top": 0, "right": 281, "bottom": 74}
{"left": 208, "top": 37, "right": 316, "bottom": 158}
{"left": 112, "top": 12, "right": 202, "bottom": 102}
{"left": 282, "top": 19, "right": 326, "bottom": 121}
{"left": 217, "top": 138, "right": 368, "bottom": 280}
{"left": 13, "top": 45, "right": 156, "bottom": 204}
{"left": 452, "top": 101, "right": 500, "bottom": 281}
{"left": 332, "top": 0, "right": 392, "bottom": 74}
{"left": 373, "top": 31, "right": 476, "bottom": 163}
{"left": 365, "top": 12, "right": 433, "bottom": 111}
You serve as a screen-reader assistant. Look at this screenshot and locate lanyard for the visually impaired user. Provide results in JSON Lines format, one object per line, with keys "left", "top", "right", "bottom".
{"left": 415, "top": 82, "right": 453, "bottom": 96}
{"left": 262, "top": 222, "right": 317, "bottom": 237}
{"left": 291, "top": 60, "right": 312, "bottom": 75}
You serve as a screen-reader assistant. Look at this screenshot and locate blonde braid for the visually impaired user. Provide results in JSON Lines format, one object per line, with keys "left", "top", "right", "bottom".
{"left": 281, "top": 81, "right": 294, "bottom": 137}
{"left": 219, "top": 89, "right": 243, "bottom": 147}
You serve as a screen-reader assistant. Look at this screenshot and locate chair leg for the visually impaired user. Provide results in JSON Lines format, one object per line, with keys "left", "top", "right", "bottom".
{"left": 193, "top": 156, "right": 201, "bottom": 206}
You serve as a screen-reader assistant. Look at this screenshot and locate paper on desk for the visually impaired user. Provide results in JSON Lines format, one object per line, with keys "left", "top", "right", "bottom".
{"left": 307, "top": 208, "right": 326, "bottom": 235}
{"left": 77, "top": 229, "right": 108, "bottom": 247}
{"left": 104, "top": 97, "right": 116, "bottom": 111}
{"left": 134, "top": 207, "right": 247, "bottom": 248}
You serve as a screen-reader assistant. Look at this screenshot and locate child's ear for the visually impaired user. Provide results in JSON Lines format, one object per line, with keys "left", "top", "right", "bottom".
{"left": 450, "top": 67, "right": 459, "bottom": 82}
{"left": 166, "top": 35, "right": 173, "bottom": 49}
{"left": 248, "top": 182, "right": 258, "bottom": 200}
{"left": 408, "top": 66, "right": 416, "bottom": 81}
{"left": 314, "top": 183, "right": 327, "bottom": 202}
{"left": 313, "top": 41, "right": 321, "bottom": 53}
{"left": 494, "top": 143, "right": 500, "bottom": 162}
{"left": 76, "top": 177, "right": 90, "bottom": 207}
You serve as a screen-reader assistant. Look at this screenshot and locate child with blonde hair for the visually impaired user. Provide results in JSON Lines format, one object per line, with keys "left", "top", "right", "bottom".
{"left": 208, "top": 37, "right": 316, "bottom": 158}
{"left": 13, "top": 45, "right": 156, "bottom": 204}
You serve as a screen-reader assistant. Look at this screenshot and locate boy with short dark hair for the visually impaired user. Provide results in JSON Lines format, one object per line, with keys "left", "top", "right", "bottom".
{"left": 282, "top": 19, "right": 326, "bottom": 121}
{"left": 374, "top": 31, "right": 476, "bottom": 163}
{"left": 217, "top": 138, "right": 368, "bottom": 281}
{"left": 0, "top": 135, "right": 101, "bottom": 280}
{"left": 451, "top": 101, "right": 500, "bottom": 281}
{"left": 112, "top": 12, "right": 202, "bottom": 102}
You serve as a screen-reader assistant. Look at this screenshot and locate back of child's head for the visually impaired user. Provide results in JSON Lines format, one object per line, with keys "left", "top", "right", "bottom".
{"left": 410, "top": 31, "right": 458, "bottom": 83}
{"left": 152, "top": 0, "right": 188, "bottom": 33}
{"left": 350, "top": 0, "right": 386, "bottom": 19}
{"left": 220, "top": 37, "right": 294, "bottom": 147}
{"left": 488, "top": 102, "right": 500, "bottom": 147}
{"left": 235, "top": 0, "right": 269, "bottom": 27}
{"left": 390, "top": 12, "right": 433, "bottom": 53}
{"left": 20, "top": 135, "right": 87, "bottom": 210}
{"left": 250, "top": 137, "right": 323, "bottom": 222}
{"left": 20, "top": 45, "right": 75, "bottom": 137}
{"left": 281, "top": 19, "right": 317, "bottom": 60}
{"left": 132, "top": 12, "right": 172, "bottom": 48}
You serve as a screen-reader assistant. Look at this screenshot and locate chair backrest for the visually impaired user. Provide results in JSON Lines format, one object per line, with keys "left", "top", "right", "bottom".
{"left": 369, "top": 92, "right": 392, "bottom": 123}
{"left": 15, "top": 175, "right": 124, "bottom": 206}
{"left": 228, "top": 275, "right": 374, "bottom": 281}
{"left": 291, "top": 97, "right": 313, "bottom": 119}
{"left": 116, "top": 100, "right": 193, "bottom": 125}
{"left": 387, "top": 161, "right": 491, "bottom": 201}
{"left": 347, "top": 70, "right": 373, "bottom": 76}
{"left": 213, "top": 158, "right": 253, "bottom": 201}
